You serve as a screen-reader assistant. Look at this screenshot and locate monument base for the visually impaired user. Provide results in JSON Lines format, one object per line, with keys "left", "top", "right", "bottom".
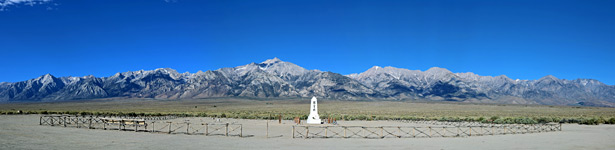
{"left": 307, "top": 118, "right": 321, "bottom": 124}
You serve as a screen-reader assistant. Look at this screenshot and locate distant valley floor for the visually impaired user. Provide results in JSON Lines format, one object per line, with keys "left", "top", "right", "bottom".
{"left": 1, "top": 98, "right": 615, "bottom": 119}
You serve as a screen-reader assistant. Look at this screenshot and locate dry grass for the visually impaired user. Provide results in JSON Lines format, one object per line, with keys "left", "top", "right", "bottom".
{"left": 1, "top": 98, "right": 614, "bottom": 121}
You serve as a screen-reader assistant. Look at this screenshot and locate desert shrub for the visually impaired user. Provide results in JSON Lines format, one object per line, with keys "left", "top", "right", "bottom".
{"left": 607, "top": 118, "right": 615, "bottom": 124}
{"left": 126, "top": 112, "right": 137, "bottom": 117}
{"left": 493, "top": 117, "right": 538, "bottom": 124}
{"left": 578, "top": 117, "right": 607, "bottom": 125}
{"left": 598, "top": 117, "right": 607, "bottom": 124}
{"left": 535, "top": 117, "right": 555, "bottom": 123}
{"left": 79, "top": 111, "right": 90, "bottom": 116}
{"left": 493, "top": 118, "right": 511, "bottom": 124}
{"left": 559, "top": 118, "right": 570, "bottom": 123}
{"left": 462, "top": 117, "right": 476, "bottom": 122}
{"left": 477, "top": 117, "right": 485, "bottom": 122}
{"left": 516, "top": 117, "right": 538, "bottom": 124}
{"left": 579, "top": 118, "right": 596, "bottom": 125}
{"left": 491, "top": 117, "right": 537, "bottom": 124}
{"left": 564, "top": 118, "right": 584, "bottom": 124}
{"left": 578, "top": 117, "right": 606, "bottom": 125}
{"left": 490, "top": 116, "right": 500, "bottom": 122}
{"left": 438, "top": 117, "right": 448, "bottom": 122}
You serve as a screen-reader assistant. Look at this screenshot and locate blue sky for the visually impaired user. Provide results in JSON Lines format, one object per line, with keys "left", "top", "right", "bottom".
{"left": 1, "top": 0, "right": 614, "bottom": 85}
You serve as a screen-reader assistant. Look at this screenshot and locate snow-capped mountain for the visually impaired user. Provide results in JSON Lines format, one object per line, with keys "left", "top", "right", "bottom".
{"left": 347, "top": 66, "right": 615, "bottom": 106}
{"left": 1, "top": 58, "right": 614, "bottom": 107}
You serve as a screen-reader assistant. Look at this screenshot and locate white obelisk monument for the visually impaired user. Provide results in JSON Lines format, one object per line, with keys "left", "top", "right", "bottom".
{"left": 307, "top": 96, "right": 322, "bottom": 124}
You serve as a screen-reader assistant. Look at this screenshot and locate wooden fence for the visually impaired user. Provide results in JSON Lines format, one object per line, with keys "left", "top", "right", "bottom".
{"left": 86, "top": 115, "right": 179, "bottom": 120}
{"left": 292, "top": 123, "right": 561, "bottom": 139}
{"left": 148, "top": 122, "right": 242, "bottom": 136}
{"left": 39, "top": 115, "right": 242, "bottom": 137}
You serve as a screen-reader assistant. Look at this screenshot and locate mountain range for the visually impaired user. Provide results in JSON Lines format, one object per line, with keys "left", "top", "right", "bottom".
{"left": 1, "top": 58, "right": 614, "bottom": 107}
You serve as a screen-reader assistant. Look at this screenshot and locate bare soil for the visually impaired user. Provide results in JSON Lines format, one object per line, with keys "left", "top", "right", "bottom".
{"left": 1, "top": 115, "right": 614, "bottom": 150}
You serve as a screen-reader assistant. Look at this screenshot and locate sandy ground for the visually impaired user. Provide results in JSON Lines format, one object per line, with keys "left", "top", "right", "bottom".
{"left": 1, "top": 115, "right": 614, "bottom": 150}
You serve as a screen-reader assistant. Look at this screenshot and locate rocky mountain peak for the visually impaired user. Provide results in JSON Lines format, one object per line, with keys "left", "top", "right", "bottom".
{"left": 355, "top": 66, "right": 418, "bottom": 79}
{"left": 256, "top": 58, "right": 308, "bottom": 78}
{"left": 36, "top": 74, "right": 57, "bottom": 84}
{"left": 153, "top": 68, "right": 183, "bottom": 80}
{"left": 496, "top": 75, "right": 511, "bottom": 80}
{"left": 154, "top": 68, "right": 178, "bottom": 74}
{"left": 540, "top": 75, "right": 559, "bottom": 81}
{"left": 359, "top": 66, "right": 383, "bottom": 74}
{"left": 425, "top": 67, "right": 452, "bottom": 74}
{"left": 261, "top": 57, "right": 282, "bottom": 64}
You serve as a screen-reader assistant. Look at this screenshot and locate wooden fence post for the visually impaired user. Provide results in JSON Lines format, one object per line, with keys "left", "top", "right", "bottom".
{"left": 205, "top": 123, "right": 208, "bottom": 136}
{"left": 362, "top": 127, "right": 365, "bottom": 138}
{"left": 325, "top": 126, "right": 328, "bottom": 138}
{"left": 292, "top": 126, "right": 295, "bottom": 138}
{"left": 502, "top": 125, "right": 506, "bottom": 135}
{"left": 225, "top": 123, "right": 229, "bottom": 136}
{"left": 429, "top": 126, "right": 432, "bottom": 138}
{"left": 442, "top": 127, "right": 446, "bottom": 137}
{"left": 168, "top": 122, "right": 172, "bottom": 134}
{"left": 89, "top": 117, "right": 92, "bottom": 129}
{"left": 480, "top": 126, "right": 483, "bottom": 136}
{"left": 457, "top": 127, "right": 460, "bottom": 137}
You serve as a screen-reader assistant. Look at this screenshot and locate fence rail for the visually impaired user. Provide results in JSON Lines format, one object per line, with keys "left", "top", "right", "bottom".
{"left": 39, "top": 115, "right": 242, "bottom": 137}
{"left": 292, "top": 123, "right": 561, "bottom": 139}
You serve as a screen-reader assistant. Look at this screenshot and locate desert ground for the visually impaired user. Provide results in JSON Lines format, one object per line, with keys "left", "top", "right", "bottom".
{"left": 1, "top": 115, "right": 614, "bottom": 150}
